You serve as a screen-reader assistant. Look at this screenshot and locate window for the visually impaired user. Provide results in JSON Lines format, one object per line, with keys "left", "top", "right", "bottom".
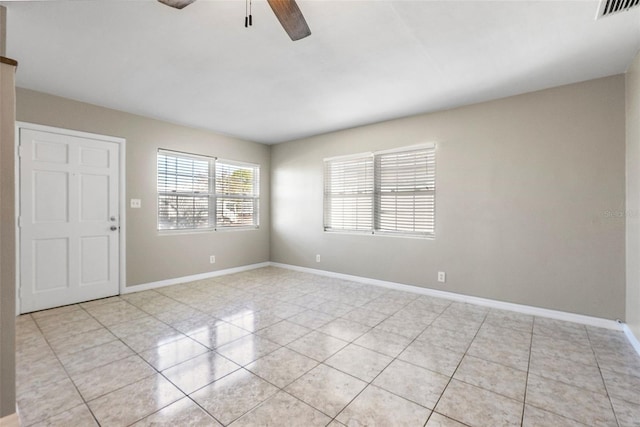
{"left": 215, "top": 160, "right": 260, "bottom": 228}
{"left": 374, "top": 147, "right": 436, "bottom": 235}
{"left": 324, "top": 144, "right": 435, "bottom": 237}
{"left": 323, "top": 155, "right": 374, "bottom": 232}
{"left": 157, "top": 151, "right": 212, "bottom": 230}
{"left": 157, "top": 150, "right": 259, "bottom": 231}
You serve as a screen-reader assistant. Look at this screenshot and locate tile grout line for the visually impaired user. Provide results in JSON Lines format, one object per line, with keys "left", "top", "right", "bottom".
{"left": 519, "top": 316, "right": 535, "bottom": 426}
{"left": 326, "top": 295, "right": 429, "bottom": 425}
{"left": 22, "top": 275, "right": 286, "bottom": 426}
{"left": 256, "top": 298, "right": 410, "bottom": 424}
{"left": 126, "top": 275, "right": 333, "bottom": 425}
{"left": 422, "top": 308, "right": 489, "bottom": 427}
{"left": 526, "top": 321, "right": 615, "bottom": 426}
{"left": 57, "top": 297, "right": 224, "bottom": 426}
{"left": 175, "top": 273, "right": 377, "bottom": 425}
{"left": 330, "top": 296, "right": 460, "bottom": 426}
{"left": 28, "top": 304, "right": 103, "bottom": 426}
{"left": 75, "top": 301, "right": 171, "bottom": 427}
{"left": 585, "top": 326, "right": 623, "bottom": 427}
{"left": 117, "top": 285, "right": 275, "bottom": 426}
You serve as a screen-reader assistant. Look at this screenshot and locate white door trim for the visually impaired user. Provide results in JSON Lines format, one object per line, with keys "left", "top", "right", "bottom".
{"left": 15, "top": 122, "right": 127, "bottom": 315}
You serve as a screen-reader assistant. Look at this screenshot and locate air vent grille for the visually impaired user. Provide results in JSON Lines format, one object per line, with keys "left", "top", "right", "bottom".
{"left": 597, "top": 0, "right": 640, "bottom": 18}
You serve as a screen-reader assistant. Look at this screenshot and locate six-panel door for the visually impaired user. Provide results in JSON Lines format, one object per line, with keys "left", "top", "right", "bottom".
{"left": 19, "top": 128, "right": 120, "bottom": 313}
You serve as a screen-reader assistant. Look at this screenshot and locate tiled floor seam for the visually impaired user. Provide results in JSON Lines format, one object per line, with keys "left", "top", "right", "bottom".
{"left": 519, "top": 316, "right": 535, "bottom": 426}
{"left": 183, "top": 281, "right": 380, "bottom": 424}
{"left": 24, "top": 305, "right": 103, "bottom": 427}
{"left": 128, "top": 285, "right": 296, "bottom": 426}
{"left": 435, "top": 311, "right": 491, "bottom": 425}
{"left": 52, "top": 300, "right": 227, "bottom": 426}
{"left": 585, "top": 326, "right": 624, "bottom": 427}
{"left": 329, "top": 302, "right": 463, "bottom": 426}
{"left": 181, "top": 395, "right": 227, "bottom": 427}
{"left": 525, "top": 318, "right": 614, "bottom": 427}
{"left": 290, "top": 322, "right": 381, "bottom": 423}
{"left": 118, "top": 327, "right": 278, "bottom": 425}
{"left": 327, "top": 326, "right": 420, "bottom": 423}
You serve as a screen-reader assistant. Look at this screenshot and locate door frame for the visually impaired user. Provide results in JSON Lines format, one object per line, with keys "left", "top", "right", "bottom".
{"left": 15, "top": 122, "right": 127, "bottom": 315}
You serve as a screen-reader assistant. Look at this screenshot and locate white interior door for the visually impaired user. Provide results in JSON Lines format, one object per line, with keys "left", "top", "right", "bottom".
{"left": 19, "top": 128, "right": 120, "bottom": 313}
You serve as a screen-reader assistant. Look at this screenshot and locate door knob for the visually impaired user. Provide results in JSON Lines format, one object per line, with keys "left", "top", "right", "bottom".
{"left": 110, "top": 226, "right": 118, "bottom": 231}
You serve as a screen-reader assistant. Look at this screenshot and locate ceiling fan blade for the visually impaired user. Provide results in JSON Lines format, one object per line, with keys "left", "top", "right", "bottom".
{"left": 157, "top": 0, "right": 196, "bottom": 10}
{"left": 267, "top": 0, "right": 311, "bottom": 41}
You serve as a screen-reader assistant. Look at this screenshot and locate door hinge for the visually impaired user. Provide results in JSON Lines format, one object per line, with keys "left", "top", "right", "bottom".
{"left": 18, "top": 216, "right": 23, "bottom": 228}
{"left": 18, "top": 145, "right": 24, "bottom": 157}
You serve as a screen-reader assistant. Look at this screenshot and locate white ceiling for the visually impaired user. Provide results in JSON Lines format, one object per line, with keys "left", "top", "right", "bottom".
{"left": 3, "top": 1, "right": 640, "bottom": 144}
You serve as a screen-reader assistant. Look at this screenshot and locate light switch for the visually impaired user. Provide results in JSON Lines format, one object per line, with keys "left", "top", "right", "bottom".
{"left": 130, "top": 199, "right": 141, "bottom": 209}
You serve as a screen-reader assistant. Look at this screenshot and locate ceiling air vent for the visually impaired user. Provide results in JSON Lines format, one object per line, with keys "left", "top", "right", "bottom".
{"left": 596, "top": 0, "right": 640, "bottom": 19}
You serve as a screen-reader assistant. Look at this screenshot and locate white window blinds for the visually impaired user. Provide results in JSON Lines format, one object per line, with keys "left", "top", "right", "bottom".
{"left": 375, "top": 147, "right": 435, "bottom": 235}
{"left": 324, "top": 155, "right": 374, "bottom": 232}
{"left": 323, "top": 144, "right": 436, "bottom": 237}
{"left": 158, "top": 151, "right": 213, "bottom": 230}
{"left": 215, "top": 160, "right": 260, "bottom": 228}
{"left": 157, "top": 150, "right": 259, "bottom": 231}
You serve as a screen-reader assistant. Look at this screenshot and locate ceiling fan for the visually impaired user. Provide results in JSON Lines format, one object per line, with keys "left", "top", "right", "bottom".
{"left": 157, "top": 0, "right": 311, "bottom": 41}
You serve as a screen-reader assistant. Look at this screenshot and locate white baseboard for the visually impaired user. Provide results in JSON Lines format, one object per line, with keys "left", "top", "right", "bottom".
{"left": 622, "top": 324, "right": 640, "bottom": 355}
{"left": 270, "top": 262, "right": 623, "bottom": 331}
{"left": 121, "top": 262, "right": 271, "bottom": 294}
{"left": 0, "top": 412, "right": 19, "bottom": 427}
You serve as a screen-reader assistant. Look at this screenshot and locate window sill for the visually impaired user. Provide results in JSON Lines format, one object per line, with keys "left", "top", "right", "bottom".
{"left": 158, "top": 226, "right": 259, "bottom": 236}
{"left": 323, "top": 230, "right": 434, "bottom": 240}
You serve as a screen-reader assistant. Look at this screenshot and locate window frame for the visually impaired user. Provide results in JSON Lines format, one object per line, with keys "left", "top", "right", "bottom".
{"left": 323, "top": 143, "right": 436, "bottom": 238}
{"left": 214, "top": 158, "right": 261, "bottom": 230}
{"left": 156, "top": 149, "right": 260, "bottom": 232}
{"left": 323, "top": 152, "right": 375, "bottom": 234}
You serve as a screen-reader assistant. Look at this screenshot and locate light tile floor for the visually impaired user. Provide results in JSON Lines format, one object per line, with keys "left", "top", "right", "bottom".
{"left": 15, "top": 267, "right": 640, "bottom": 426}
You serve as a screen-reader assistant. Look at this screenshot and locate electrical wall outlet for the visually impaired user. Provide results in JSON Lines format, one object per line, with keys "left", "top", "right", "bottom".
{"left": 316, "top": 254, "right": 321, "bottom": 263}
{"left": 437, "top": 271, "right": 446, "bottom": 283}
{"left": 210, "top": 255, "right": 216, "bottom": 264}
{"left": 130, "top": 199, "right": 141, "bottom": 208}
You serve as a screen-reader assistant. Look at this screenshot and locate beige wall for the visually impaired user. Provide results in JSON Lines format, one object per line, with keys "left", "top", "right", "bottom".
{"left": 271, "top": 75, "right": 627, "bottom": 320}
{"left": 11, "top": 73, "right": 631, "bottom": 322}
{"left": 626, "top": 51, "right": 640, "bottom": 339}
{"left": 16, "top": 88, "right": 271, "bottom": 287}
{"left": 0, "top": 60, "right": 17, "bottom": 418}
